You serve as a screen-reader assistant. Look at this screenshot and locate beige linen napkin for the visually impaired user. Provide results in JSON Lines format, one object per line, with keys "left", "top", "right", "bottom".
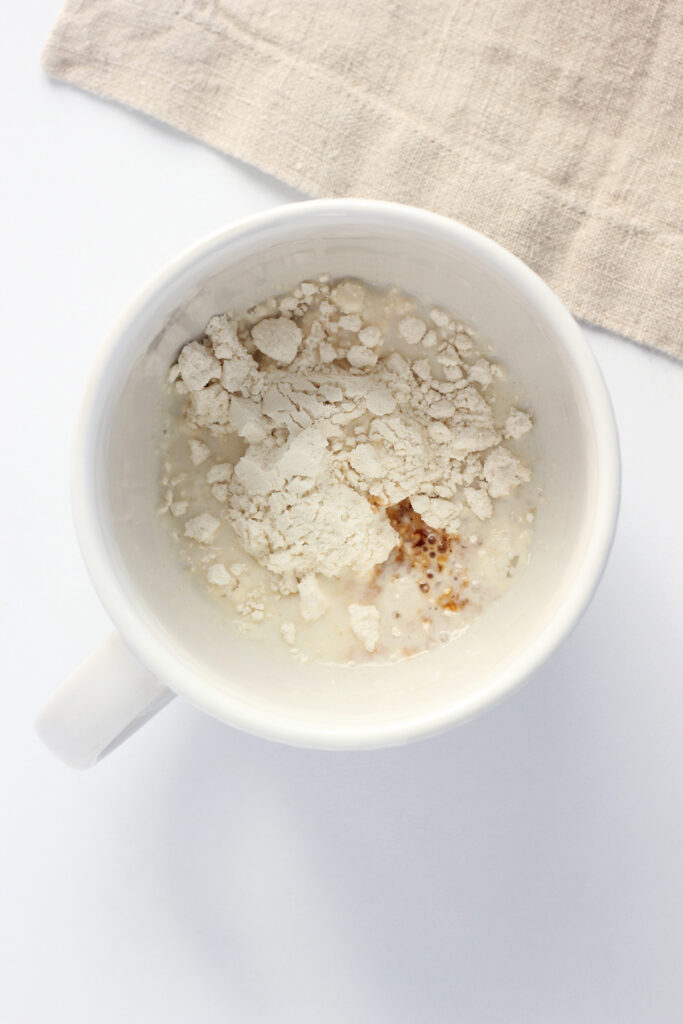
{"left": 43, "top": 0, "right": 682, "bottom": 358}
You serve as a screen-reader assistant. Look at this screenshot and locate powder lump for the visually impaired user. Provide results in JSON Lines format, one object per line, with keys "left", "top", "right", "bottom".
{"left": 166, "top": 277, "right": 534, "bottom": 655}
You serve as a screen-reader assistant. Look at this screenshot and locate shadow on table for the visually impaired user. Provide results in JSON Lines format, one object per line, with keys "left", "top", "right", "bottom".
{"left": 144, "top": 553, "right": 680, "bottom": 1024}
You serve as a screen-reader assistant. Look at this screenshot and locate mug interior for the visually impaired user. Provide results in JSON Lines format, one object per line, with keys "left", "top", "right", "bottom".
{"left": 79, "top": 201, "right": 618, "bottom": 747}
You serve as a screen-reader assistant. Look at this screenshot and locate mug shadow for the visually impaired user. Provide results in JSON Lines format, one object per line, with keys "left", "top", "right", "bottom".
{"left": 138, "top": 549, "right": 677, "bottom": 1024}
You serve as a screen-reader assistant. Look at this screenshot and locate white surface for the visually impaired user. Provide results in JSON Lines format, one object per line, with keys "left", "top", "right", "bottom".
{"left": 2, "top": 4, "right": 682, "bottom": 1022}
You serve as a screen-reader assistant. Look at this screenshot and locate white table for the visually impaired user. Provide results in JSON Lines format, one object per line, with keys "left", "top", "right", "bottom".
{"left": 2, "top": 4, "right": 682, "bottom": 1022}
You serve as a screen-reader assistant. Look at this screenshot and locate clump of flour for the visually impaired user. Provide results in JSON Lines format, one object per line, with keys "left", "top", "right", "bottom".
{"left": 163, "top": 277, "right": 534, "bottom": 657}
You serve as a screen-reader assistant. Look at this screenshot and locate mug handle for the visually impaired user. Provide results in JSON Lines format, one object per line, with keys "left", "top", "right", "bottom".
{"left": 36, "top": 633, "right": 175, "bottom": 769}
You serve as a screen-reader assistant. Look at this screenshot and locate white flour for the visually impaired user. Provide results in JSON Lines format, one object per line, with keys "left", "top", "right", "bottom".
{"left": 160, "top": 277, "right": 537, "bottom": 663}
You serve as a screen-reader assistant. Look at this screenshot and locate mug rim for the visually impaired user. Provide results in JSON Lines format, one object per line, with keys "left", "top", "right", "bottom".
{"left": 71, "top": 198, "right": 620, "bottom": 748}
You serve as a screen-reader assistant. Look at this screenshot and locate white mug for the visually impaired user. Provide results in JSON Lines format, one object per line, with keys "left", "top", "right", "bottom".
{"left": 37, "top": 200, "right": 620, "bottom": 768}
